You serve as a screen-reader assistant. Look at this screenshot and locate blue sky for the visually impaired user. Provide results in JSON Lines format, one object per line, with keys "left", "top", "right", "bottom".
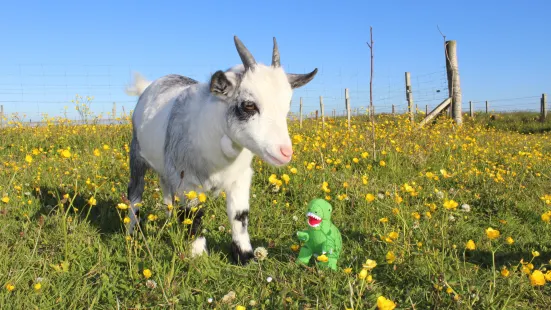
{"left": 1, "top": 0, "right": 550, "bottom": 120}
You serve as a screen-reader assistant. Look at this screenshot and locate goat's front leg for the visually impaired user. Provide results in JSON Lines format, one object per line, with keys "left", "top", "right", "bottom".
{"left": 226, "top": 167, "right": 255, "bottom": 265}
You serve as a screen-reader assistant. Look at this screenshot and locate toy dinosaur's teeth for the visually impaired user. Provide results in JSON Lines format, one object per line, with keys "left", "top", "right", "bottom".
{"left": 307, "top": 212, "right": 322, "bottom": 227}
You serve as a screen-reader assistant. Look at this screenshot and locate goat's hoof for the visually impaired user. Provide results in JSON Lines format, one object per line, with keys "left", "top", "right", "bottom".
{"left": 230, "top": 241, "right": 254, "bottom": 265}
{"left": 190, "top": 236, "right": 208, "bottom": 257}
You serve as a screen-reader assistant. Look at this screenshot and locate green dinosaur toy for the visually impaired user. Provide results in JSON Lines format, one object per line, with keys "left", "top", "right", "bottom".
{"left": 296, "top": 198, "right": 342, "bottom": 270}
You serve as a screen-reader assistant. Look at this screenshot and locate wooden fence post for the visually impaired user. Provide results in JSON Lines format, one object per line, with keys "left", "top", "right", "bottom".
{"left": 345, "top": 88, "right": 351, "bottom": 130}
{"left": 0, "top": 105, "right": 3, "bottom": 128}
{"left": 319, "top": 96, "right": 325, "bottom": 129}
{"left": 405, "top": 72, "right": 414, "bottom": 123}
{"left": 392, "top": 104, "right": 395, "bottom": 115}
{"left": 485, "top": 101, "right": 489, "bottom": 114}
{"left": 299, "top": 97, "right": 303, "bottom": 128}
{"left": 425, "top": 105, "right": 428, "bottom": 115}
{"left": 469, "top": 101, "right": 473, "bottom": 117}
{"left": 445, "top": 40, "right": 463, "bottom": 125}
{"left": 112, "top": 102, "right": 117, "bottom": 118}
{"left": 315, "top": 110, "right": 318, "bottom": 121}
{"left": 541, "top": 93, "right": 548, "bottom": 122}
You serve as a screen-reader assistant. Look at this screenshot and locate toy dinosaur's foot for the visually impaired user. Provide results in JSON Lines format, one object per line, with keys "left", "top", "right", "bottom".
{"left": 297, "top": 247, "right": 312, "bottom": 266}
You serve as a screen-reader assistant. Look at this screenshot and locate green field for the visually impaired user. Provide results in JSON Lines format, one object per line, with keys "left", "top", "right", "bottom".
{"left": 1, "top": 112, "right": 551, "bottom": 309}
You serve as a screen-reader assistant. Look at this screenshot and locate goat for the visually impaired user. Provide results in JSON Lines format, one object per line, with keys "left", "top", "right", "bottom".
{"left": 125, "top": 36, "right": 317, "bottom": 265}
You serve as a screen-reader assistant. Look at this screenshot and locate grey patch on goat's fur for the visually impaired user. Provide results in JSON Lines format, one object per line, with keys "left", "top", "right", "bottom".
{"left": 163, "top": 91, "right": 211, "bottom": 192}
{"left": 127, "top": 129, "right": 150, "bottom": 204}
{"left": 157, "top": 74, "right": 199, "bottom": 93}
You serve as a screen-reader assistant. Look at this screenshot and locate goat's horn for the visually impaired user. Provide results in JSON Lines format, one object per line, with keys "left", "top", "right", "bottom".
{"left": 234, "top": 36, "right": 256, "bottom": 70}
{"left": 271, "top": 37, "right": 280, "bottom": 67}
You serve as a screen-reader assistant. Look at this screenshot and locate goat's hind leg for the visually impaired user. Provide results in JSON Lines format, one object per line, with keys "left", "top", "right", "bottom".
{"left": 127, "top": 135, "right": 148, "bottom": 234}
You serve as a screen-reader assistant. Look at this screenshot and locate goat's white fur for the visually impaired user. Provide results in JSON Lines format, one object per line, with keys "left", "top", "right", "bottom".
{"left": 125, "top": 36, "right": 317, "bottom": 264}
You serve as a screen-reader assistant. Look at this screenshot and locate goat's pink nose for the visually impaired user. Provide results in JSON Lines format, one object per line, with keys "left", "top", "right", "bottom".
{"left": 280, "top": 145, "right": 293, "bottom": 158}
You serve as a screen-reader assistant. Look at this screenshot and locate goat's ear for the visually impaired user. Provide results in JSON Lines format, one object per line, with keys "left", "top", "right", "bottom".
{"left": 210, "top": 70, "right": 234, "bottom": 97}
{"left": 287, "top": 68, "right": 318, "bottom": 89}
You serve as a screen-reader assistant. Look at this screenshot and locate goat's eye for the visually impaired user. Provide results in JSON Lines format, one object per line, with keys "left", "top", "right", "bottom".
{"left": 242, "top": 101, "right": 257, "bottom": 111}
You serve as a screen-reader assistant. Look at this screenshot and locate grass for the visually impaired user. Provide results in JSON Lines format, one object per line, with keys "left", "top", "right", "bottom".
{"left": 1, "top": 112, "right": 551, "bottom": 309}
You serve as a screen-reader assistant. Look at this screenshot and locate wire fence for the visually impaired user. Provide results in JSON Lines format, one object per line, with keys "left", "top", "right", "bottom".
{"left": 0, "top": 63, "right": 548, "bottom": 127}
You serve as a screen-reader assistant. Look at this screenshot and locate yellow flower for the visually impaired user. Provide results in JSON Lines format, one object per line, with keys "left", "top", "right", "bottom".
{"left": 529, "top": 270, "right": 546, "bottom": 286}
{"left": 465, "top": 240, "right": 476, "bottom": 250}
{"left": 352, "top": 158, "right": 359, "bottom": 163}
{"left": 236, "top": 306, "right": 246, "bottom": 310}
{"left": 358, "top": 268, "right": 368, "bottom": 280}
{"left": 411, "top": 212, "right": 421, "bottom": 220}
{"left": 123, "top": 217, "right": 130, "bottom": 224}
{"left": 185, "top": 191, "right": 197, "bottom": 200}
{"left": 443, "top": 199, "right": 458, "bottom": 210}
{"left": 379, "top": 160, "right": 386, "bottom": 167}
{"left": 1, "top": 196, "right": 9, "bottom": 204}
{"left": 198, "top": 193, "right": 207, "bottom": 203}
{"left": 102, "top": 144, "right": 110, "bottom": 150}
{"left": 282, "top": 174, "right": 290, "bottom": 184}
{"left": 365, "top": 193, "right": 375, "bottom": 202}
{"left": 386, "top": 251, "right": 396, "bottom": 264}
{"left": 117, "top": 203, "right": 128, "bottom": 210}
{"left": 379, "top": 217, "right": 389, "bottom": 223}
{"left": 501, "top": 267, "right": 510, "bottom": 277}
{"left": 183, "top": 218, "right": 193, "bottom": 225}
{"left": 485, "top": 227, "right": 500, "bottom": 240}
{"left": 545, "top": 271, "right": 551, "bottom": 282}
{"left": 290, "top": 167, "right": 298, "bottom": 174}
{"left": 542, "top": 211, "right": 551, "bottom": 223}
{"left": 388, "top": 232, "right": 399, "bottom": 240}
{"left": 532, "top": 250, "right": 540, "bottom": 257}
{"left": 362, "top": 259, "right": 377, "bottom": 270}
{"left": 25, "top": 155, "right": 33, "bottom": 163}
{"left": 88, "top": 197, "right": 97, "bottom": 206}
{"left": 317, "top": 254, "right": 329, "bottom": 263}
{"left": 147, "top": 214, "right": 158, "bottom": 221}
{"left": 61, "top": 149, "right": 71, "bottom": 158}
{"left": 506, "top": 237, "right": 514, "bottom": 245}
{"left": 34, "top": 283, "right": 42, "bottom": 291}
{"left": 143, "top": 269, "right": 152, "bottom": 279}
{"left": 290, "top": 244, "right": 300, "bottom": 252}
{"left": 93, "top": 149, "right": 101, "bottom": 156}
{"left": 377, "top": 296, "right": 396, "bottom": 310}
{"left": 394, "top": 196, "right": 403, "bottom": 204}
{"left": 343, "top": 267, "right": 352, "bottom": 275}
{"left": 5, "top": 283, "right": 15, "bottom": 292}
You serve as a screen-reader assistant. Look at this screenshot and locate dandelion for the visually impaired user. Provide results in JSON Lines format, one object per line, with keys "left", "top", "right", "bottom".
{"left": 363, "top": 259, "right": 377, "bottom": 270}
{"left": 358, "top": 268, "right": 368, "bottom": 280}
{"left": 33, "top": 282, "right": 42, "bottom": 291}
{"left": 532, "top": 250, "right": 540, "bottom": 257}
{"left": 1, "top": 196, "right": 9, "bottom": 204}
{"left": 343, "top": 267, "right": 352, "bottom": 275}
{"left": 236, "top": 306, "right": 246, "bottom": 310}
{"left": 61, "top": 149, "right": 71, "bottom": 158}
{"left": 117, "top": 203, "right": 128, "bottom": 210}
{"left": 185, "top": 191, "right": 198, "bottom": 200}
{"left": 379, "top": 160, "right": 386, "bottom": 167}
{"left": 254, "top": 247, "right": 268, "bottom": 261}
{"left": 461, "top": 204, "right": 471, "bottom": 212}
{"left": 290, "top": 244, "right": 300, "bottom": 252}
{"left": 93, "top": 149, "right": 101, "bottom": 156}
{"left": 290, "top": 167, "right": 298, "bottom": 174}
{"left": 379, "top": 217, "right": 389, "bottom": 223}
{"left": 506, "top": 237, "right": 514, "bottom": 245}
{"left": 465, "top": 240, "right": 476, "bottom": 250}
{"left": 146, "top": 279, "right": 157, "bottom": 289}
{"left": 198, "top": 193, "right": 207, "bottom": 203}
{"left": 143, "top": 269, "right": 152, "bottom": 279}
{"left": 25, "top": 155, "right": 33, "bottom": 163}
{"left": 501, "top": 267, "right": 510, "bottom": 277}
{"left": 88, "top": 197, "right": 97, "bottom": 206}
{"left": 123, "top": 217, "right": 130, "bottom": 224}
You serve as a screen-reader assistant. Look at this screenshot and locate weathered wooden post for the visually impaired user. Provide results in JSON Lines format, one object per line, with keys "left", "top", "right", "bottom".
{"left": 0, "top": 105, "right": 3, "bottom": 128}
{"left": 485, "top": 101, "right": 489, "bottom": 114}
{"left": 405, "top": 72, "right": 414, "bottom": 123}
{"left": 425, "top": 105, "right": 428, "bottom": 115}
{"left": 469, "top": 101, "right": 474, "bottom": 117}
{"left": 319, "top": 96, "right": 325, "bottom": 129}
{"left": 445, "top": 40, "right": 462, "bottom": 125}
{"left": 299, "top": 97, "right": 303, "bottom": 128}
{"left": 112, "top": 102, "right": 117, "bottom": 118}
{"left": 541, "top": 93, "right": 548, "bottom": 122}
{"left": 315, "top": 110, "right": 318, "bottom": 121}
{"left": 392, "top": 104, "right": 395, "bottom": 115}
{"left": 345, "top": 88, "right": 351, "bottom": 130}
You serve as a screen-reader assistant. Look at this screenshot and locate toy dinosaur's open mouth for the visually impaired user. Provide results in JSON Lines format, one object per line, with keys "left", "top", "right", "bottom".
{"left": 307, "top": 212, "right": 322, "bottom": 227}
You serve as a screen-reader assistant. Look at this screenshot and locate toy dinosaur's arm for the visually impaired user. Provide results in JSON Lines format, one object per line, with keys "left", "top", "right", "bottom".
{"left": 297, "top": 230, "right": 310, "bottom": 242}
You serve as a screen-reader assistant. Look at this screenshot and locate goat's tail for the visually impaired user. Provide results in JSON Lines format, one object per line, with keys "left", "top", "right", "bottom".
{"left": 125, "top": 72, "right": 152, "bottom": 96}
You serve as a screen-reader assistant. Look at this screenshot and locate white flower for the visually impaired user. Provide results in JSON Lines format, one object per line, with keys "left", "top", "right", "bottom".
{"left": 292, "top": 215, "right": 298, "bottom": 221}
{"left": 207, "top": 298, "right": 213, "bottom": 303}
{"left": 461, "top": 204, "right": 471, "bottom": 212}
{"left": 436, "top": 191, "right": 444, "bottom": 199}
{"left": 449, "top": 215, "right": 456, "bottom": 222}
{"left": 249, "top": 300, "right": 258, "bottom": 306}
{"left": 146, "top": 279, "right": 157, "bottom": 289}
{"left": 266, "top": 276, "right": 273, "bottom": 283}
{"left": 254, "top": 247, "right": 268, "bottom": 261}
{"left": 218, "top": 226, "right": 225, "bottom": 232}
{"left": 221, "top": 291, "right": 236, "bottom": 304}
{"left": 377, "top": 193, "right": 385, "bottom": 199}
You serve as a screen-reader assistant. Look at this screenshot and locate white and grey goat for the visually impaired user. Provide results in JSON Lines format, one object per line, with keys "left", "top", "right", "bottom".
{"left": 125, "top": 36, "right": 317, "bottom": 264}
